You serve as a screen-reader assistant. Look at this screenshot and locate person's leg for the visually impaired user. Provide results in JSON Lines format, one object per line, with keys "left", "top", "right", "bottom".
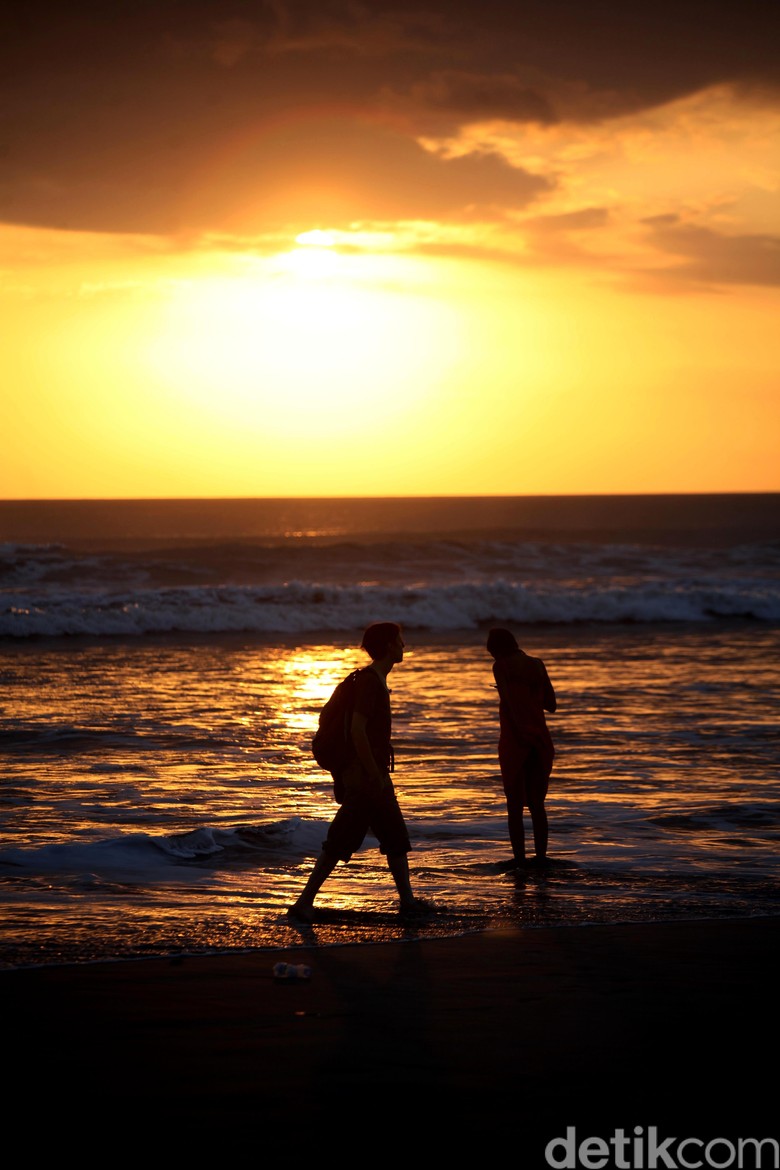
{"left": 387, "top": 853, "right": 433, "bottom": 915}
{"left": 288, "top": 851, "right": 339, "bottom": 922}
{"left": 503, "top": 779, "right": 527, "bottom": 864}
{"left": 526, "top": 754, "right": 549, "bottom": 861}
{"left": 387, "top": 852, "right": 415, "bottom": 908}
{"left": 371, "top": 788, "right": 431, "bottom": 914}
{"left": 500, "top": 733, "right": 529, "bottom": 865}
{"left": 289, "top": 792, "right": 368, "bottom": 921}
{"left": 528, "top": 796, "right": 548, "bottom": 859}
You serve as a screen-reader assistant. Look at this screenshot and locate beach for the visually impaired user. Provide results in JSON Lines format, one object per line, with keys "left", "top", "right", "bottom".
{"left": 2, "top": 496, "right": 778, "bottom": 1160}
{"left": 7, "top": 917, "right": 778, "bottom": 1158}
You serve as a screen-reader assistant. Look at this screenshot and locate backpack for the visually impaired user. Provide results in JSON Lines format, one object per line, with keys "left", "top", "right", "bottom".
{"left": 312, "top": 669, "right": 361, "bottom": 801}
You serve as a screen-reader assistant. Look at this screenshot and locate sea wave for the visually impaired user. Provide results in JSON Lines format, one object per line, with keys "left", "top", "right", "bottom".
{"left": 1, "top": 576, "right": 778, "bottom": 637}
{"left": 2, "top": 535, "right": 779, "bottom": 589}
{"left": 0, "top": 819, "right": 313, "bottom": 875}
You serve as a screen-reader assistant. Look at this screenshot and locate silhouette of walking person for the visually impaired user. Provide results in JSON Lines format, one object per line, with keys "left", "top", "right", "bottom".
{"left": 289, "top": 622, "right": 430, "bottom": 922}
{"left": 487, "top": 628, "right": 556, "bottom": 868}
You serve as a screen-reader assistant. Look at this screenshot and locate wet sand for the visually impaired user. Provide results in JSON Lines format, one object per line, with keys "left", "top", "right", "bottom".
{"left": 7, "top": 917, "right": 777, "bottom": 1158}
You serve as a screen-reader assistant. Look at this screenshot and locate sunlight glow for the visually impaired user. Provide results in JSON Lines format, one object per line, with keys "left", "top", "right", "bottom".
{"left": 135, "top": 248, "right": 465, "bottom": 455}
{"left": 295, "top": 230, "right": 337, "bottom": 247}
{"left": 277, "top": 245, "right": 342, "bottom": 279}
{"left": 2, "top": 209, "right": 778, "bottom": 497}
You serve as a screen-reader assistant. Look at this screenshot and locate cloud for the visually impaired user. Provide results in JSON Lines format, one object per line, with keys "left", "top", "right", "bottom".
{"left": 194, "top": 4, "right": 454, "bottom": 66}
{"left": 642, "top": 219, "right": 780, "bottom": 288}
{"left": 0, "top": 105, "right": 551, "bottom": 236}
{"left": 414, "top": 84, "right": 780, "bottom": 282}
{"left": 1, "top": 0, "right": 779, "bottom": 245}
{"left": 521, "top": 207, "right": 611, "bottom": 234}
{"left": 256, "top": 2, "right": 454, "bottom": 57}
{"left": 192, "top": 120, "right": 552, "bottom": 230}
{"left": 381, "top": 70, "right": 558, "bottom": 133}
{"left": 378, "top": 0, "right": 780, "bottom": 135}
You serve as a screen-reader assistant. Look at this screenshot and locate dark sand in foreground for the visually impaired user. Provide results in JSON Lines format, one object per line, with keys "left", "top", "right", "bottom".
{"left": 7, "top": 918, "right": 777, "bottom": 1157}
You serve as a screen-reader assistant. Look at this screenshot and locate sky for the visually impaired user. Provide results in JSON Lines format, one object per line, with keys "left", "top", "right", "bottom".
{"left": 2, "top": 0, "right": 779, "bottom": 498}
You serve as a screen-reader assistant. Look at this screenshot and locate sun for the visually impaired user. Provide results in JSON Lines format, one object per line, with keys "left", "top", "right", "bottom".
{"left": 137, "top": 240, "right": 461, "bottom": 441}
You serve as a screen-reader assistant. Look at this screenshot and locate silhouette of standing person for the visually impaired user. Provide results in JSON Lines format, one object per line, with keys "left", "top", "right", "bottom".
{"left": 289, "top": 622, "right": 430, "bottom": 922}
{"left": 487, "top": 628, "right": 556, "bottom": 868}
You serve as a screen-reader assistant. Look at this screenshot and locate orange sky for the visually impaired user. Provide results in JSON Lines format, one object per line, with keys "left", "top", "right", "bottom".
{"left": 2, "top": 1, "right": 779, "bottom": 498}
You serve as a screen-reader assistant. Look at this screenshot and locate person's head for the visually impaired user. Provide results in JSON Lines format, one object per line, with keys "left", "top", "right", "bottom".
{"left": 361, "top": 621, "right": 404, "bottom": 662}
{"left": 486, "top": 627, "right": 519, "bottom": 660}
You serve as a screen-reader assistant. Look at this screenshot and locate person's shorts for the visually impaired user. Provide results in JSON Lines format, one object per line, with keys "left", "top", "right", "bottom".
{"left": 323, "top": 762, "right": 411, "bottom": 862}
{"left": 498, "top": 732, "right": 551, "bottom": 804}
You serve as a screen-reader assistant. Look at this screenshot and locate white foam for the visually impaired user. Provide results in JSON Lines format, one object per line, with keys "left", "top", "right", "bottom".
{"left": 1, "top": 576, "right": 778, "bottom": 637}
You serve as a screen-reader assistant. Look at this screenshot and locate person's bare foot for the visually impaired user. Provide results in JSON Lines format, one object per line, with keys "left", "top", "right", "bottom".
{"left": 399, "top": 897, "right": 435, "bottom": 919}
{"left": 496, "top": 856, "right": 524, "bottom": 872}
{"left": 287, "top": 903, "right": 314, "bottom": 924}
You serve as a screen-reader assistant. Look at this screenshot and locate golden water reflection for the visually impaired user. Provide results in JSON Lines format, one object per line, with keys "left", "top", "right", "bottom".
{"left": 1, "top": 624, "right": 778, "bottom": 964}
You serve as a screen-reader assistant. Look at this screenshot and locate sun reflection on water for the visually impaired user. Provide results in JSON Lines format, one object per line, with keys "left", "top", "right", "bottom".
{"left": 1, "top": 625, "right": 778, "bottom": 965}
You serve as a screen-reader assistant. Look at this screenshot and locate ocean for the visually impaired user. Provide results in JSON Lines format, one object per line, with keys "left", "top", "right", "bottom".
{"left": 1, "top": 494, "right": 778, "bottom": 968}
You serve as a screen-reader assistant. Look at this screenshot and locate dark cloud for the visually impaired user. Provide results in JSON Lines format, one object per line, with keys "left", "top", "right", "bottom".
{"left": 0, "top": 114, "right": 549, "bottom": 235}
{"left": 382, "top": 70, "right": 558, "bottom": 132}
{"left": 644, "top": 220, "right": 780, "bottom": 288}
{"left": 167, "top": 3, "right": 453, "bottom": 65}
{"left": 1, "top": 0, "right": 778, "bottom": 236}
{"left": 439, "top": 0, "right": 780, "bottom": 113}
{"left": 254, "top": 2, "right": 454, "bottom": 57}
{"left": 180, "top": 120, "right": 552, "bottom": 234}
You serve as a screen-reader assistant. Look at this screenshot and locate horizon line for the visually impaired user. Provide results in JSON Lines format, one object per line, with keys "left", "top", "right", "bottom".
{"left": 1, "top": 489, "right": 778, "bottom": 505}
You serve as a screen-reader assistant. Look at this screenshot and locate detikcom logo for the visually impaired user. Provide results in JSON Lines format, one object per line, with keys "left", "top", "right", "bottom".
{"left": 544, "top": 1127, "right": 779, "bottom": 1170}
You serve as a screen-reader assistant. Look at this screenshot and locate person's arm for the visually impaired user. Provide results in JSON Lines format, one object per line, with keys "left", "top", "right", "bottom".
{"left": 540, "top": 662, "right": 556, "bottom": 714}
{"left": 350, "top": 710, "right": 388, "bottom": 787}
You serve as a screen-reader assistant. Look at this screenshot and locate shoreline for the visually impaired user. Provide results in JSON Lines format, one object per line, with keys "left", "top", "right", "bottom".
{"left": 7, "top": 916, "right": 777, "bottom": 1155}
{"left": 4, "top": 907, "right": 778, "bottom": 974}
